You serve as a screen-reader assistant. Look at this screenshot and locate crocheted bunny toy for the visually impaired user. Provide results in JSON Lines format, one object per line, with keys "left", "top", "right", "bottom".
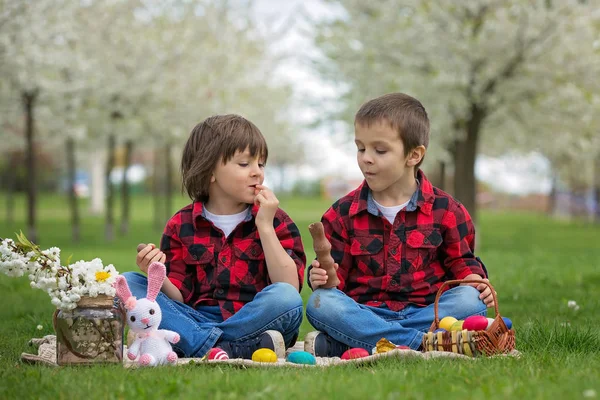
{"left": 114, "top": 262, "right": 180, "bottom": 366}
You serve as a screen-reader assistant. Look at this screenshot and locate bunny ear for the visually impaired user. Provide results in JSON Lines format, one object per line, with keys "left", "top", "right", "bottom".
{"left": 147, "top": 262, "right": 166, "bottom": 302}
{"left": 114, "top": 276, "right": 133, "bottom": 303}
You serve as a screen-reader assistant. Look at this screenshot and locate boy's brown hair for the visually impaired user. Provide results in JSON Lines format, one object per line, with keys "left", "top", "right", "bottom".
{"left": 355, "top": 93, "right": 430, "bottom": 168}
{"left": 181, "top": 114, "right": 268, "bottom": 202}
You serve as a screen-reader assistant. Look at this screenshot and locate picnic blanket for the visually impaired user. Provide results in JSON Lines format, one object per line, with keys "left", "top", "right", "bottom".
{"left": 21, "top": 335, "right": 520, "bottom": 368}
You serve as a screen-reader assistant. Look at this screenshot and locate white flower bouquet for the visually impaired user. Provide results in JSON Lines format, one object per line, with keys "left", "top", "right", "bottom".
{"left": 0, "top": 232, "right": 119, "bottom": 311}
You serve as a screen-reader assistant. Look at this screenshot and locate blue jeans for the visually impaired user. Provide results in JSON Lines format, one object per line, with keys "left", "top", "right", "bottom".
{"left": 306, "top": 286, "right": 486, "bottom": 351}
{"left": 122, "top": 272, "right": 304, "bottom": 357}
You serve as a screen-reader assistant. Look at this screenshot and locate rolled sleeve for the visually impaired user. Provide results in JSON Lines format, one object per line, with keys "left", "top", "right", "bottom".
{"left": 160, "top": 220, "right": 194, "bottom": 303}
{"left": 318, "top": 205, "right": 351, "bottom": 291}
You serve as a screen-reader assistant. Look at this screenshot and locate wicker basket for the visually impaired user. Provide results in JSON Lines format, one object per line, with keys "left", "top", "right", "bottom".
{"left": 423, "top": 279, "right": 515, "bottom": 357}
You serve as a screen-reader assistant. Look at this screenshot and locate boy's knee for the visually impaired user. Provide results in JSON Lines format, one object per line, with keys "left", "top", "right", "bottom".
{"left": 266, "top": 282, "right": 303, "bottom": 311}
{"left": 452, "top": 285, "right": 486, "bottom": 317}
{"left": 120, "top": 271, "right": 148, "bottom": 298}
{"left": 306, "top": 289, "right": 342, "bottom": 321}
{"left": 121, "top": 271, "right": 146, "bottom": 285}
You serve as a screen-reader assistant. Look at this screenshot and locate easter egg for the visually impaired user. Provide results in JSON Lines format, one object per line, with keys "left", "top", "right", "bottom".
{"left": 341, "top": 348, "right": 370, "bottom": 360}
{"left": 287, "top": 351, "right": 316, "bottom": 365}
{"left": 502, "top": 317, "right": 513, "bottom": 329}
{"left": 396, "top": 345, "right": 411, "bottom": 350}
{"left": 433, "top": 328, "right": 447, "bottom": 333}
{"left": 450, "top": 320, "right": 464, "bottom": 331}
{"left": 439, "top": 316, "right": 458, "bottom": 331}
{"left": 207, "top": 347, "right": 229, "bottom": 360}
{"left": 252, "top": 348, "right": 278, "bottom": 363}
{"left": 486, "top": 318, "right": 495, "bottom": 329}
{"left": 463, "top": 315, "right": 488, "bottom": 331}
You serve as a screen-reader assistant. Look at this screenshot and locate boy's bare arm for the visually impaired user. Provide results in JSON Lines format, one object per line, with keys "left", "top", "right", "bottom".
{"left": 254, "top": 186, "right": 300, "bottom": 291}
{"left": 308, "top": 222, "right": 340, "bottom": 288}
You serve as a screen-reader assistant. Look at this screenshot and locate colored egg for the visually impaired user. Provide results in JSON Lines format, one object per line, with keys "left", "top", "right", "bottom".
{"left": 341, "top": 348, "right": 370, "bottom": 360}
{"left": 486, "top": 318, "right": 495, "bottom": 329}
{"left": 396, "top": 345, "right": 411, "bottom": 350}
{"left": 502, "top": 317, "right": 513, "bottom": 329}
{"left": 252, "top": 348, "right": 278, "bottom": 363}
{"left": 463, "top": 315, "right": 488, "bottom": 331}
{"left": 207, "top": 347, "right": 229, "bottom": 360}
{"left": 450, "top": 320, "right": 464, "bottom": 331}
{"left": 439, "top": 316, "right": 458, "bottom": 331}
{"left": 433, "top": 328, "right": 447, "bottom": 333}
{"left": 287, "top": 351, "right": 316, "bottom": 365}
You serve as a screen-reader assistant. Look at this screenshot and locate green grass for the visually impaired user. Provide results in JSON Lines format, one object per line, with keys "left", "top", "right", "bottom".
{"left": 1, "top": 193, "right": 599, "bottom": 399}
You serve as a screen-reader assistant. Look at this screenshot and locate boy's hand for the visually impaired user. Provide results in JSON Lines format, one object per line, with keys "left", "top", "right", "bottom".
{"left": 136, "top": 243, "right": 166, "bottom": 274}
{"left": 309, "top": 259, "right": 339, "bottom": 289}
{"left": 254, "top": 184, "right": 279, "bottom": 229}
{"left": 461, "top": 274, "right": 496, "bottom": 308}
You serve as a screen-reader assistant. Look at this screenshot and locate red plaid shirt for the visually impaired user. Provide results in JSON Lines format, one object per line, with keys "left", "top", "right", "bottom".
{"left": 161, "top": 202, "right": 306, "bottom": 320}
{"left": 311, "top": 170, "right": 486, "bottom": 311}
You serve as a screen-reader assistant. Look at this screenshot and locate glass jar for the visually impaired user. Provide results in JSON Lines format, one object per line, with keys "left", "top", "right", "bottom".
{"left": 53, "top": 295, "right": 124, "bottom": 365}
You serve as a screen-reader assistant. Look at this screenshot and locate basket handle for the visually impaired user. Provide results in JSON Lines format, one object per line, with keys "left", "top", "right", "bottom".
{"left": 432, "top": 279, "right": 500, "bottom": 327}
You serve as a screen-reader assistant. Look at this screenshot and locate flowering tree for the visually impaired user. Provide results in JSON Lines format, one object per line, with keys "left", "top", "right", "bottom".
{"left": 311, "top": 0, "right": 599, "bottom": 220}
{"left": 1, "top": 0, "right": 302, "bottom": 243}
{"left": 0, "top": 0, "right": 84, "bottom": 242}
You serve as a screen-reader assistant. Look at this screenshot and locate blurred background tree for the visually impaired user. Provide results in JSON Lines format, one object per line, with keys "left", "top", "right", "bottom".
{"left": 0, "top": 0, "right": 299, "bottom": 243}
{"left": 1, "top": 0, "right": 599, "bottom": 244}
{"left": 310, "top": 0, "right": 599, "bottom": 222}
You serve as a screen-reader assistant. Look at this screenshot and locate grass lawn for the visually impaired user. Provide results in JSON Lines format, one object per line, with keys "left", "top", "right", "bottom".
{"left": 1, "top": 193, "right": 599, "bottom": 399}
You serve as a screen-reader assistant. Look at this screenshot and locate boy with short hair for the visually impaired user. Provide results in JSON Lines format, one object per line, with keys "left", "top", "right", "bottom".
{"left": 304, "top": 93, "right": 493, "bottom": 356}
{"left": 127, "top": 114, "right": 306, "bottom": 360}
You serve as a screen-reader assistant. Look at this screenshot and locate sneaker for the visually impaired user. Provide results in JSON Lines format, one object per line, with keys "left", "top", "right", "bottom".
{"left": 304, "top": 331, "right": 350, "bottom": 357}
{"left": 217, "top": 330, "right": 285, "bottom": 360}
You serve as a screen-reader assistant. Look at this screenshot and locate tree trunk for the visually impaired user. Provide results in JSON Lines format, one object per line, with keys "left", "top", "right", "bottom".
{"left": 438, "top": 161, "right": 446, "bottom": 192}
{"left": 4, "top": 152, "right": 17, "bottom": 225}
{"left": 119, "top": 139, "right": 133, "bottom": 235}
{"left": 89, "top": 147, "right": 105, "bottom": 215}
{"left": 105, "top": 134, "right": 116, "bottom": 241}
{"left": 453, "top": 104, "right": 485, "bottom": 224}
{"left": 66, "top": 138, "right": 80, "bottom": 243}
{"left": 165, "top": 142, "right": 173, "bottom": 222}
{"left": 547, "top": 172, "right": 557, "bottom": 216}
{"left": 152, "top": 146, "right": 162, "bottom": 231}
{"left": 569, "top": 187, "right": 578, "bottom": 219}
{"left": 594, "top": 157, "right": 600, "bottom": 223}
{"left": 23, "top": 89, "right": 39, "bottom": 244}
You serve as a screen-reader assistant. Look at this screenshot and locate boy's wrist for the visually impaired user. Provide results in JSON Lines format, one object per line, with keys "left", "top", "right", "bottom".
{"left": 256, "top": 222, "right": 275, "bottom": 234}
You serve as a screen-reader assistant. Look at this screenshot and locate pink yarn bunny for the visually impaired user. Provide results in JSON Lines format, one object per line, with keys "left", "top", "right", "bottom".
{"left": 114, "top": 262, "right": 180, "bottom": 366}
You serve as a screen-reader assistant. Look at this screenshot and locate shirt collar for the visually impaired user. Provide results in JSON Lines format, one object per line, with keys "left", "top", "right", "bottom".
{"left": 349, "top": 169, "right": 434, "bottom": 217}
{"left": 192, "top": 201, "right": 256, "bottom": 228}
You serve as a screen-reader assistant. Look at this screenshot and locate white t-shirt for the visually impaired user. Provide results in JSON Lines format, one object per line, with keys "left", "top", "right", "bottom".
{"left": 204, "top": 207, "right": 248, "bottom": 237}
{"left": 373, "top": 198, "right": 410, "bottom": 224}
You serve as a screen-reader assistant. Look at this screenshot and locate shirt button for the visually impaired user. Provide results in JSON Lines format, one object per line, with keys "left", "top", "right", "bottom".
{"left": 221, "top": 256, "right": 227, "bottom": 262}
{"left": 216, "top": 288, "right": 224, "bottom": 295}
{"left": 391, "top": 248, "right": 397, "bottom": 255}
{"left": 390, "top": 280, "right": 398, "bottom": 286}
{"left": 192, "top": 254, "right": 199, "bottom": 260}
{"left": 423, "top": 238, "right": 429, "bottom": 244}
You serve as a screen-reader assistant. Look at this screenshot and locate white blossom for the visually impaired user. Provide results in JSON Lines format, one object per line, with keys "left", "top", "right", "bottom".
{"left": 0, "top": 237, "right": 120, "bottom": 310}
{"left": 567, "top": 300, "right": 580, "bottom": 311}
